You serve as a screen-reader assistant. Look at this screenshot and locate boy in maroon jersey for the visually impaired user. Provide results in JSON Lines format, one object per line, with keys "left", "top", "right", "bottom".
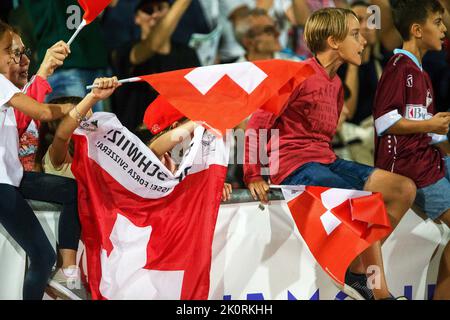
{"left": 244, "top": 8, "right": 415, "bottom": 300}
{"left": 373, "top": 0, "right": 450, "bottom": 300}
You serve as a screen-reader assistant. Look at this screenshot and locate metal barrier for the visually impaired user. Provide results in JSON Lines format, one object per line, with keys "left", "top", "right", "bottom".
{"left": 220, "top": 188, "right": 284, "bottom": 204}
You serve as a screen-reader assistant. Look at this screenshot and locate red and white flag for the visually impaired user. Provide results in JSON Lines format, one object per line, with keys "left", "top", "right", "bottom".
{"left": 141, "top": 60, "right": 314, "bottom": 135}
{"left": 281, "top": 186, "right": 392, "bottom": 285}
{"left": 72, "top": 112, "right": 229, "bottom": 299}
{"left": 78, "top": 0, "right": 112, "bottom": 24}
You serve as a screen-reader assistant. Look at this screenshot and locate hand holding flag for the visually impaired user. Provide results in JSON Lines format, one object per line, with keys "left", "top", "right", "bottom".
{"left": 86, "top": 77, "right": 141, "bottom": 90}
{"left": 85, "top": 60, "right": 315, "bottom": 136}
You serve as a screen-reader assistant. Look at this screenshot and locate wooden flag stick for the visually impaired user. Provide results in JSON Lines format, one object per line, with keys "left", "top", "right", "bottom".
{"left": 67, "top": 19, "right": 87, "bottom": 46}
{"left": 86, "top": 77, "right": 142, "bottom": 90}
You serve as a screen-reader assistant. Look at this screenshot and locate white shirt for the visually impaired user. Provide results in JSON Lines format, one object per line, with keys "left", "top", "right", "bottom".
{"left": 268, "top": 0, "right": 293, "bottom": 49}
{"left": 0, "top": 74, "right": 22, "bottom": 187}
{"left": 190, "top": 0, "right": 254, "bottom": 64}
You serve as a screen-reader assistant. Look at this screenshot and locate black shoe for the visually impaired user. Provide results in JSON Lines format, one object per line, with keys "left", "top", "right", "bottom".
{"left": 380, "top": 295, "right": 408, "bottom": 300}
{"left": 341, "top": 270, "right": 375, "bottom": 300}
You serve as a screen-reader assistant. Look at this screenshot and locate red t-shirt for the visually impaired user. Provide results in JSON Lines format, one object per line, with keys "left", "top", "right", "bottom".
{"left": 14, "top": 75, "right": 52, "bottom": 171}
{"left": 244, "top": 57, "right": 344, "bottom": 185}
{"left": 373, "top": 52, "right": 446, "bottom": 188}
{"left": 15, "top": 75, "right": 52, "bottom": 136}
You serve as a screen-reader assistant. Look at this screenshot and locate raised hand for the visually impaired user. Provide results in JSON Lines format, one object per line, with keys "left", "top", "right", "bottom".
{"left": 36, "top": 41, "right": 71, "bottom": 79}
{"left": 90, "top": 76, "right": 121, "bottom": 100}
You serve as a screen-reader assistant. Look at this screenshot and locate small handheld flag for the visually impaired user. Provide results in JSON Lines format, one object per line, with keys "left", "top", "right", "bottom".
{"left": 67, "top": 0, "right": 113, "bottom": 46}
{"left": 86, "top": 77, "right": 141, "bottom": 90}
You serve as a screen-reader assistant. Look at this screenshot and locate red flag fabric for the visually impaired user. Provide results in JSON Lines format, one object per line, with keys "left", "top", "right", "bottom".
{"left": 72, "top": 112, "right": 229, "bottom": 299}
{"left": 78, "top": 0, "right": 112, "bottom": 24}
{"left": 281, "top": 186, "right": 392, "bottom": 285}
{"left": 141, "top": 60, "right": 314, "bottom": 135}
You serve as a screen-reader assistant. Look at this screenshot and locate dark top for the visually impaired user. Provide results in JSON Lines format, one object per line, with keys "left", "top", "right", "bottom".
{"left": 22, "top": 0, "right": 108, "bottom": 70}
{"left": 110, "top": 41, "right": 200, "bottom": 132}
{"left": 338, "top": 48, "right": 392, "bottom": 125}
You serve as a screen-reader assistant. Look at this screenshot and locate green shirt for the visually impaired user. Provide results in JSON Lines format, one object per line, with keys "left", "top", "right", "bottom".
{"left": 23, "top": 0, "right": 108, "bottom": 70}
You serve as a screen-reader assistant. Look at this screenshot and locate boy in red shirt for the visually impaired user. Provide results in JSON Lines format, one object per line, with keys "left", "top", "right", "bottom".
{"left": 244, "top": 8, "right": 415, "bottom": 300}
{"left": 373, "top": 0, "right": 450, "bottom": 300}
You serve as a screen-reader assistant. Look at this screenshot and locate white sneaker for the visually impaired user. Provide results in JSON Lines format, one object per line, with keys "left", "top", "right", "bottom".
{"left": 48, "top": 266, "right": 87, "bottom": 300}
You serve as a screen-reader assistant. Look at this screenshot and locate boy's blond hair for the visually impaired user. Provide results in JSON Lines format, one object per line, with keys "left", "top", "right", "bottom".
{"left": 304, "top": 7, "right": 358, "bottom": 54}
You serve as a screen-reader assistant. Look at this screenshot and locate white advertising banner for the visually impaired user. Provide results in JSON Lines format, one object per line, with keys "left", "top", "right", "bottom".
{"left": 1, "top": 201, "right": 448, "bottom": 300}
{"left": 210, "top": 202, "right": 449, "bottom": 300}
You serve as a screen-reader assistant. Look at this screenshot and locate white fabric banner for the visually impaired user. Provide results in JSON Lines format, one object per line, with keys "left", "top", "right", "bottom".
{"left": 210, "top": 202, "right": 448, "bottom": 300}
{"left": 1, "top": 202, "right": 448, "bottom": 300}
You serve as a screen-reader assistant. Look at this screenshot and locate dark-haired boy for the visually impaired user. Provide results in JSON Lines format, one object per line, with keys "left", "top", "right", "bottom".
{"left": 373, "top": 0, "right": 450, "bottom": 300}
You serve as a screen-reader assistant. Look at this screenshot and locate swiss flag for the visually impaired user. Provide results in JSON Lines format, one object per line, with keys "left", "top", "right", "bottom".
{"left": 72, "top": 112, "right": 229, "bottom": 299}
{"left": 141, "top": 60, "right": 314, "bottom": 135}
{"left": 282, "top": 186, "right": 392, "bottom": 285}
{"left": 78, "top": 0, "right": 112, "bottom": 24}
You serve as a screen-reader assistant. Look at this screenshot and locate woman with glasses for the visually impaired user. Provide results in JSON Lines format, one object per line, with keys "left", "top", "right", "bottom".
{"left": 5, "top": 30, "right": 88, "bottom": 300}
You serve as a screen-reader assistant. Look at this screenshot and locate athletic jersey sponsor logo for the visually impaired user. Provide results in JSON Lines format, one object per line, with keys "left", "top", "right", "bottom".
{"left": 405, "top": 105, "right": 429, "bottom": 120}
{"left": 406, "top": 74, "right": 413, "bottom": 88}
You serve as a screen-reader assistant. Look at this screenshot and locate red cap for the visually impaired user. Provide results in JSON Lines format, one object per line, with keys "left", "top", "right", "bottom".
{"left": 144, "top": 96, "right": 184, "bottom": 135}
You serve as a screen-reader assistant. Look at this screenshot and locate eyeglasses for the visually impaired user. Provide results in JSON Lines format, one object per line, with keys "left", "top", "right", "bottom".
{"left": 247, "top": 25, "right": 279, "bottom": 38}
{"left": 10, "top": 47, "right": 32, "bottom": 64}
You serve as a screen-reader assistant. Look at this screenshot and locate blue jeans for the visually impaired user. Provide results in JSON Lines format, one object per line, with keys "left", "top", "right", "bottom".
{"left": 18, "top": 172, "right": 80, "bottom": 250}
{"left": 282, "top": 158, "right": 375, "bottom": 190}
{"left": 0, "top": 184, "right": 56, "bottom": 300}
{"left": 46, "top": 68, "right": 110, "bottom": 112}
{"left": 415, "top": 157, "right": 450, "bottom": 220}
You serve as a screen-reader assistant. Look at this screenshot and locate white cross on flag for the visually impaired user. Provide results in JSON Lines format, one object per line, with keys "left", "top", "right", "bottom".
{"left": 281, "top": 186, "right": 392, "bottom": 285}
{"left": 72, "top": 112, "right": 229, "bottom": 299}
{"left": 140, "top": 60, "right": 315, "bottom": 135}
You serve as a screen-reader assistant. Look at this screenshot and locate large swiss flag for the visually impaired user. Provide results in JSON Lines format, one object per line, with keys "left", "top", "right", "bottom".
{"left": 141, "top": 60, "right": 314, "bottom": 135}
{"left": 72, "top": 112, "right": 229, "bottom": 299}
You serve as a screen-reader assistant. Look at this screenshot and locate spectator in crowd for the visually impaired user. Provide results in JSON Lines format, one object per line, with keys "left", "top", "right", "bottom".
{"left": 7, "top": 30, "right": 68, "bottom": 171}
{"left": 291, "top": 0, "right": 348, "bottom": 58}
{"left": 111, "top": 0, "right": 198, "bottom": 132}
{"left": 168, "top": 0, "right": 253, "bottom": 65}
{"left": 0, "top": 20, "right": 78, "bottom": 300}
{"left": 37, "top": 79, "right": 120, "bottom": 181}
{"left": 234, "top": 8, "right": 290, "bottom": 62}
{"left": 229, "top": 7, "right": 299, "bottom": 187}
{"left": 255, "top": 0, "right": 300, "bottom": 57}
{"left": 34, "top": 79, "right": 121, "bottom": 298}
{"left": 21, "top": 0, "right": 110, "bottom": 112}
{"left": 337, "top": 1, "right": 389, "bottom": 165}
{"left": 373, "top": 0, "right": 450, "bottom": 300}
{"left": 101, "top": 0, "right": 141, "bottom": 54}
{"left": 146, "top": 110, "right": 233, "bottom": 201}
{"left": 5, "top": 30, "right": 86, "bottom": 300}
{"left": 373, "top": 0, "right": 450, "bottom": 113}
{"left": 244, "top": 8, "right": 416, "bottom": 300}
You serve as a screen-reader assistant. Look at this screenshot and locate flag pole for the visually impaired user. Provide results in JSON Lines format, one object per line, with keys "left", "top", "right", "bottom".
{"left": 67, "top": 19, "right": 87, "bottom": 46}
{"left": 86, "top": 77, "right": 142, "bottom": 90}
{"left": 269, "top": 185, "right": 306, "bottom": 191}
